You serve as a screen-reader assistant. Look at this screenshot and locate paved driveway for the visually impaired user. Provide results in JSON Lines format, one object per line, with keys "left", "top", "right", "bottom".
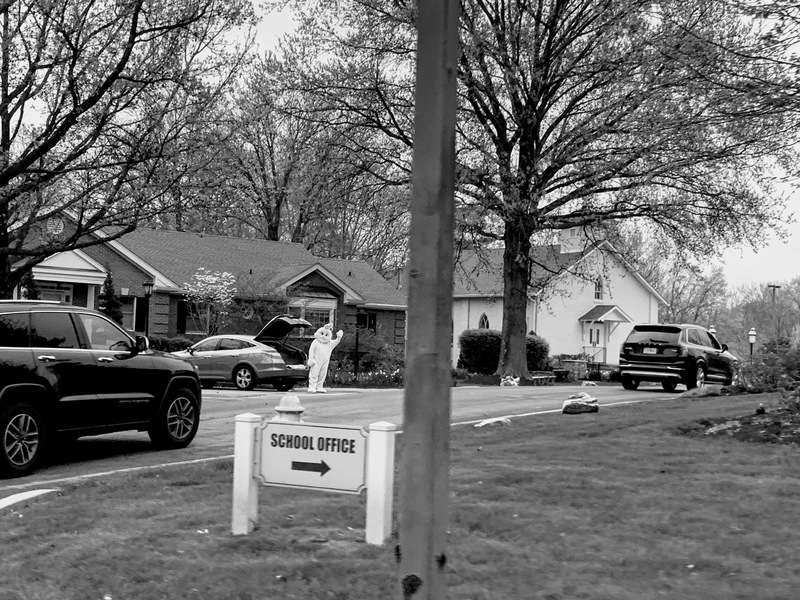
{"left": 0, "top": 383, "right": 677, "bottom": 492}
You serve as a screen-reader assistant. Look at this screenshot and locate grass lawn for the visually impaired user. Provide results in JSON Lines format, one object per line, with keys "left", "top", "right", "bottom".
{"left": 2, "top": 393, "right": 799, "bottom": 600}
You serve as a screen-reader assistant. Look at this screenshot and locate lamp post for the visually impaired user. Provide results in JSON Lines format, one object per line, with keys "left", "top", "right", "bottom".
{"left": 748, "top": 327, "right": 757, "bottom": 360}
{"left": 143, "top": 280, "right": 154, "bottom": 337}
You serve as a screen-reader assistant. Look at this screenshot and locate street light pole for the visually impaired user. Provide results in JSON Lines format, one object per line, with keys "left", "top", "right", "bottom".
{"left": 748, "top": 327, "right": 757, "bottom": 361}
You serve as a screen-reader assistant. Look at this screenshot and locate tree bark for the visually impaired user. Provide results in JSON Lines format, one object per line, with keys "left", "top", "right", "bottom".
{"left": 496, "top": 218, "right": 533, "bottom": 378}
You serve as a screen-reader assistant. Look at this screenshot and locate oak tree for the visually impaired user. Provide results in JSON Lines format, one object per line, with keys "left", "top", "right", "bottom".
{"left": 286, "top": 0, "right": 800, "bottom": 376}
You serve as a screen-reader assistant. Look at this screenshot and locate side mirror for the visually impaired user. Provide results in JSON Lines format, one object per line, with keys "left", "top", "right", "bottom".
{"left": 188, "top": 346, "right": 195, "bottom": 355}
{"left": 134, "top": 335, "right": 149, "bottom": 353}
{"left": 721, "top": 343, "right": 729, "bottom": 352}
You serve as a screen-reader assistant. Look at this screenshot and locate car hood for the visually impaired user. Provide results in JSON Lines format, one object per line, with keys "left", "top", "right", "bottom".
{"left": 254, "top": 315, "right": 312, "bottom": 343}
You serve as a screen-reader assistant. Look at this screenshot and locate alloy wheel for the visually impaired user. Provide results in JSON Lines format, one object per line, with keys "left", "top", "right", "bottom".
{"left": 166, "top": 396, "right": 197, "bottom": 442}
{"left": 4, "top": 413, "right": 39, "bottom": 467}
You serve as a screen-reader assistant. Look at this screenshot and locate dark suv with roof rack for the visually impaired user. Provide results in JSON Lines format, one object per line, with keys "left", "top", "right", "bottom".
{"left": 0, "top": 300, "right": 202, "bottom": 477}
{"left": 619, "top": 323, "right": 739, "bottom": 392}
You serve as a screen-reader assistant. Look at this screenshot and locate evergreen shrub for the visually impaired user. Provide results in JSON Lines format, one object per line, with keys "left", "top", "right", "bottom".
{"left": 458, "top": 329, "right": 551, "bottom": 375}
{"left": 457, "top": 329, "right": 502, "bottom": 374}
{"left": 149, "top": 336, "right": 194, "bottom": 352}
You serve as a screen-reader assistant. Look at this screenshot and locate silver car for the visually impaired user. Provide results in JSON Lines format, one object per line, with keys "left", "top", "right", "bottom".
{"left": 172, "top": 315, "right": 311, "bottom": 391}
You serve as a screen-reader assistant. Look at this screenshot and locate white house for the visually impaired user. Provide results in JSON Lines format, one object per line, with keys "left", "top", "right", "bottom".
{"left": 451, "top": 230, "right": 667, "bottom": 366}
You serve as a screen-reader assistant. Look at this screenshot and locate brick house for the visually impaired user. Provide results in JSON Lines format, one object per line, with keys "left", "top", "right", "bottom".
{"left": 14, "top": 228, "right": 406, "bottom": 349}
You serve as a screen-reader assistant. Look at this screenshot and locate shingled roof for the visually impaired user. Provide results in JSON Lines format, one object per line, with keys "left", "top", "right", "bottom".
{"left": 453, "top": 245, "right": 584, "bottom": 297}
{"left": 113, "top": 229, "right": 406, "bottom": 308}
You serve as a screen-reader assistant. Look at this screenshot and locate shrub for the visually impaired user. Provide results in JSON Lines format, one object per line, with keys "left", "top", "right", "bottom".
{"left": 458, "top": 329, "right": 551, "bottom": 375}
{"left": 740, "top": 338, "right": 800, "bottom": 392}
{"left": 525, "top": 334, "right": 550, "bottom": 372}
{"left": 149, "top": 336, "right": 194, "bottom": 352}
{"left": 458, "top": 329, "right": 502, "bottom": 374}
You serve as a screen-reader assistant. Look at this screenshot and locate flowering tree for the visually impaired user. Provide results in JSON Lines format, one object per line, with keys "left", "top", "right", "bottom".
{"left": 184, "top": 268, "right": 237, "bottom": 336}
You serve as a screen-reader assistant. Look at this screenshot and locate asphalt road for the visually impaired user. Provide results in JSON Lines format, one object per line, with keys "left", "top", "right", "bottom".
{"left": 0, "top": 382, "right": 677, "bottom": 493}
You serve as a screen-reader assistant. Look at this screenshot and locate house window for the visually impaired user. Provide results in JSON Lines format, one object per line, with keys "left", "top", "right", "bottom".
{"left": 288, "top": 298, "right": 336, "bottom": 337}
{"left": 37, "top": 282, "right": 73, "bottom": 304}
{"left": 357, "top": 311, "right": 377, "bottom": 332}
{"left": 594, "top": 280, "right": 603, "bottom": 300}
{"left": 569, "top": 226, "right": 580, "bottom": 238}
{"left": 478, "top": 313, "right": 489, "bottom": 329}
{"left": 120, "top": 297, "right": 136, "bottom": 331}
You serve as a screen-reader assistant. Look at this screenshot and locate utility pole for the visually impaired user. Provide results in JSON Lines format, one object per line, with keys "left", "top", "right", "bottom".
{"left": 767, "top": 283, "right": 781, "bottom": 305}
{"left": 767, "top": 283, "right": 781, "bottom": 339}
{"left": 397, "top": 0, "right": 459, "bottom": 598}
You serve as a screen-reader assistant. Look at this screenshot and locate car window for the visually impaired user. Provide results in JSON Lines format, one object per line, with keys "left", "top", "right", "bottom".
{"left": 218, "top": 338, "right": 251, "bottom": 351}
{"left": 686, "top": 328, "right": 704, "bottom": 345}
{"left": 193, "top": 339, "right": 219, "bottom": 352}
{"left": 696, "top": 329, "right": 713, "bottom": 347}
{"left": 76, "top": 313, "right": 132, "bottom": 351}
{"left": 0, "top": 312, "right": 30, "bottom": 347}
{"left": 707, "top": 332, "right": 722, "bottom": 350}
{"left": 626, "top": 326, "right": 681, "bottom": 344}
{"left": 30, "top": 312, "right": 81, "bottom": 348}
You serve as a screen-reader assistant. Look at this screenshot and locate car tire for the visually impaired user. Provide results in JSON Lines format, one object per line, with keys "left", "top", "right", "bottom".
{"left": 621, "top": 376, "right": 640, "bottom": 390}
{"left": 1, "top": 401, "right": 45, "bottom": 478}
{"left": 233, "top": 365, "right": 257, "bottom": 390}
{"left": 686, "top": 364, "right": 706, "bottom": 390}
{"left": 148, "top": 387, "right": 200, "bottom": 449}
{"left": 273, "top": 380, "right": 295, "bottom": 392}
{"left": 661, "top": 381, "right": 678, "bottom": 392}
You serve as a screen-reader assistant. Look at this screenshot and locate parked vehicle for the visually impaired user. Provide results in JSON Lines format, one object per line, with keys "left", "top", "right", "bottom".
{"left": 0, "top": 300, "right": 202, "bottom": 478}
{"left": 618, "top": 323, "right": 739, "bottom": 392}
{"left": 172, "top": 315, "right": 312, "bottom": 391}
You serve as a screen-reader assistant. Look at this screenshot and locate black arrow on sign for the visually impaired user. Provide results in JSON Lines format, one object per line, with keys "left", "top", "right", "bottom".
{"left": 291, "top": 459, "right": 331, "bottom": 476}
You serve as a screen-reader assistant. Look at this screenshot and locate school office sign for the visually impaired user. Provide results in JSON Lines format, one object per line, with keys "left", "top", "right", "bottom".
{"left": 231, "top": 413, "right": 398, "bottom": 545}
{"left": 259, "top": 421, "right": 367, "bottom": 493}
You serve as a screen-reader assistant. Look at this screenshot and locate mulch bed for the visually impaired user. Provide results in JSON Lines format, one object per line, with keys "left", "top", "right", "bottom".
{"left": 679, "top": 407, "right": 800, "bottom": 445}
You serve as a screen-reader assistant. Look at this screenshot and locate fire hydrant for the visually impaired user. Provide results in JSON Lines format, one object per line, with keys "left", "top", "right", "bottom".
{"left": 271, "top": 394, "right": 305, "bottom": 422}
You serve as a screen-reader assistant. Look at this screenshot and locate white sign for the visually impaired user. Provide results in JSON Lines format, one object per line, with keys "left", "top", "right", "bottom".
{"left": 258, "top": 421, "right": 368, "bottom": 493}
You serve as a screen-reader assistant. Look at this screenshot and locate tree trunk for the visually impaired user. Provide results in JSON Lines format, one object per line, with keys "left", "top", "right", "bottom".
{"left": 0, "top": 5, "right": 12, "bottom": 299}
{"left": 495, "top": 219, "right": 532, "bottom": 378}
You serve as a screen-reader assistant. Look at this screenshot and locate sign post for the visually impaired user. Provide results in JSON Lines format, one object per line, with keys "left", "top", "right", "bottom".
{"left": 231, "top": 416, "right": 398, "bottom": 545}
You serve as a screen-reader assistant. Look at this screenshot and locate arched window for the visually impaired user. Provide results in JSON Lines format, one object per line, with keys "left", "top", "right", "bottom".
{"left": 478, "top": 313, "right": 489, "bottom": 329}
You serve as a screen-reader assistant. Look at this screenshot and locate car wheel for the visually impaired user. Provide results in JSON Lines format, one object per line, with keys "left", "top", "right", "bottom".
{"left": 661, "top": 381, "right": 678, "bottom": 392}
{"left": 233, "top": 365, "right": 257, "bottom": 390}
{"left": 273, "top": 380, "right": 295, "bottom": 392}
{"left": 621, "top": 376, "right": 640, "bottom": 390}
{"left": 148, "top": 387, "right": 200, "bottom": 449}
{"left": 1, "top": 401, "right": 45, "bottom": 478}
{"left": 686, "top": 365, "right": 706, "bottom": 390}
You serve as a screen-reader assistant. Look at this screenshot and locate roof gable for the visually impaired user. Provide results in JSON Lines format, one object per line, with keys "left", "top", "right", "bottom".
{"left": 454, "top": 245, "right": 584, "bottom": 297}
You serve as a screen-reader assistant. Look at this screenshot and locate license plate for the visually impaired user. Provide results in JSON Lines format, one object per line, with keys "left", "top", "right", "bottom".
{"left": 643, "top": 347, "right": 657, "bottom": 355}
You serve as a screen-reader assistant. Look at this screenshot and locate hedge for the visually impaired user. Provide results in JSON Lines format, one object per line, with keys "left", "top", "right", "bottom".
{"left": 457, "top": 329, "right": 550, "bottom": 375}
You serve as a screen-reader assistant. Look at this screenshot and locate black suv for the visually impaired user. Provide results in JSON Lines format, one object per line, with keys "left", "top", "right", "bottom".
{"left": 619, "top": 324, "right": 739, "bottom": 392}
{"left": 0, "top": 301, "right": 202, "bottom": 477}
